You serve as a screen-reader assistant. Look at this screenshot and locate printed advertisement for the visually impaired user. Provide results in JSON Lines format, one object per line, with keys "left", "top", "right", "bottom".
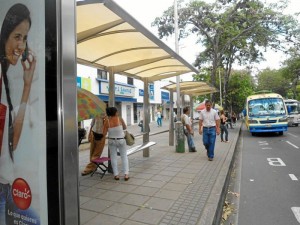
{"left": 0, "top": 1, "right": 47, "bottom": 224}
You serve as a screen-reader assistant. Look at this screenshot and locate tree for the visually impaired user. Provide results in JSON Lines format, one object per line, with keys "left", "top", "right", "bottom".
{"left": 281, "top": 50, "right": 300, "bottom": 99}
{"left": 256, "top": 68, "right": 288, "bottom": 97}
{"left": 227, "top": 70, "right": 255, "bottom": 113}
{"left": 152, "top": 0, "right": 299, "bottom": 107}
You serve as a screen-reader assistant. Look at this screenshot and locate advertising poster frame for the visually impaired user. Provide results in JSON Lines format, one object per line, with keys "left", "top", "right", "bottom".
{"left": 0, "top": 0, "right": 79, "bottom": 224}
{"left": 45, "top": 0, "right": 79, "bottom": 225}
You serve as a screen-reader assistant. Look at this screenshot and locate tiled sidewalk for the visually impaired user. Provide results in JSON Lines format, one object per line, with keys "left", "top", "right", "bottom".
{"left": 79, "top": 120, "right": 241, "bottom": 225}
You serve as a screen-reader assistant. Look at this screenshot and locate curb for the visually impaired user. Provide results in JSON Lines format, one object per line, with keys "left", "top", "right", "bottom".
{"left": 198, "top": 122, "right": 242, "bottom": 225}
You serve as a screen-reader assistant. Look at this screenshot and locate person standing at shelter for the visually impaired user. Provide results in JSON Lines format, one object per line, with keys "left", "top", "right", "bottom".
{"left": 156, "top": 110, "right": 162, "bottom": 127}
{"left": 219, "top": 110, "right": 229, "bottom": 143}
{"left": 182, "top": 106, "right": 196, "bottom": 152}
{"left": 199, "top": 100, "right": 220, "bottom": 161}
{"left": 81, "top": 113, "right": 107, "bottom": 176}
{"left": 103, "top": 107, "right": 130, "bottom": 181}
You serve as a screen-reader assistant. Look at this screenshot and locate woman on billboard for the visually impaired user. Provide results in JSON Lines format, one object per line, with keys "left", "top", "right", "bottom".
{"left": 0, "top": 3, "right": 38, "bottom": 224}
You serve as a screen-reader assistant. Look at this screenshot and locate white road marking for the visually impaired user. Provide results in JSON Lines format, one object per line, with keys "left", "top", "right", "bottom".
{"left": 250, "top": 179, "right": 254, "bottom": 181}
{"left": 267, "top": 158, "right": 286, "bottom": 166}
{"left": 289, "top": 174, "right": 298, "bottom": 181}
{"left": 259, "top": 143, "right": 269, "bottom": 146}
{"left": 291, "top": 207, "right": 300, "bottom": 223}
{"left": 287, "top": 132, "right": 298, "bottom": 138}
{"left": 286, "top": 141, "right": 299, "bottom": 149}
{"left": 262, "top": 147, "right": 272, "bottom": 149}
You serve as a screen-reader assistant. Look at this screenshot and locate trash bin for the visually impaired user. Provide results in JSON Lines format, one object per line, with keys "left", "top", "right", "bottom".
{"left": 175, "top": 121, "right": 185, "bottom": 153}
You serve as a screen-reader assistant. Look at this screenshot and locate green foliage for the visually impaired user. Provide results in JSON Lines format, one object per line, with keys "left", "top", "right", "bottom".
{"left": 227, "top": 70, "right": 255, "bottom": 113}
{"left": 152, "top": 0, "right": 300, "bottom": 104}
{"left": 192, "top": 67, "right": 212, "bottom": 102}
{"left": 256, "top": 68, "right": 288, "bottom": 97}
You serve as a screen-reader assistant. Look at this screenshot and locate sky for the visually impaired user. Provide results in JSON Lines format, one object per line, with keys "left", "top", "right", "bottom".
{"left": 114, "top": 0, "right": 300, "bottom": 77}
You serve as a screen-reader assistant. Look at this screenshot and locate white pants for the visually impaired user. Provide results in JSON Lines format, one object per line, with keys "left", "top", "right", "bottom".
{"left": 108, "top": 139, "right": 129, "bottom": 176}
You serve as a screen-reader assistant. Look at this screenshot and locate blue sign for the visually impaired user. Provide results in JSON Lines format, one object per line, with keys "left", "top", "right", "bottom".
{"left": 139, "top": 89, "right": 144, "bottom": 96}
{"left": 76, "top": 77, "right": 81, "bottom": 87}
{"left": 161, "top": 91, "right": 170, "bottom": 101}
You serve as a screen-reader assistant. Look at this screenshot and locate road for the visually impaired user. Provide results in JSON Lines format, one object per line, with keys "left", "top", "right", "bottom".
{"left": 224, "top": 124, "right": 300, "bottom": 225}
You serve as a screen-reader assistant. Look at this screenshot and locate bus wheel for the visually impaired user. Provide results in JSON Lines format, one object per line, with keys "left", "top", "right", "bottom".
{"left": 278, "top": 131, "right": 283, "bottom": 135}
{"left": 295, "top": 124, "right": 298, "bottom": 127}
{"left": 251, "top": 132, "right": 256, "bottom": 136}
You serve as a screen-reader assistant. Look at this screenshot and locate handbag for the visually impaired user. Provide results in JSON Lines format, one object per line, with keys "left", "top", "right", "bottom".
{"left": 138, "top": 120, "right": 143, "bottom": 127}
{"left": 124, "top": 130, "right": 135, "bottom": 146}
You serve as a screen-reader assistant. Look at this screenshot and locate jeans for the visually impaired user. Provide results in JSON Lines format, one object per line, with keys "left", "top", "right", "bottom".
{"left": 202, "top": 127, "right": 216, "bottom": 158}
{"left": 157, "top": 118, "right": 162, "bottom": 127}
{"left": 0, "top": 183, "right": 40, "bottom": 225}
{"left": 220, "top": 124, "right": 228, "bottom": 141}
{"left": 108, "top": 139, "right": 129, "bottom": 176}
{"left": 184, "top": 130, "right": 195, "bottom": 151}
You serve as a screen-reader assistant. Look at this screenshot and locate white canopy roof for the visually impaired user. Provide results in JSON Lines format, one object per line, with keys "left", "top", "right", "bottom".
{"left": 77, "top": 0, "right": 199, "bottom": 82}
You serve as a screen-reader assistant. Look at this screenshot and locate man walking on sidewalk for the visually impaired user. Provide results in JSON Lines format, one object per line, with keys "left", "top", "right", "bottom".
{"left": 182, "top": 106, "right": 196, "bottom": 152}
{"left": 199, "top": 100, "right": 220, "bottom": 161}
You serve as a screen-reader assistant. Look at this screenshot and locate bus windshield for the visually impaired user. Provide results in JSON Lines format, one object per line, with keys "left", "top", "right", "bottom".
{"left": 248, "top": 98, "right": 286, "bottom": 116}
{"left": 285, "top": 101, "right": 300, "bottom": 115}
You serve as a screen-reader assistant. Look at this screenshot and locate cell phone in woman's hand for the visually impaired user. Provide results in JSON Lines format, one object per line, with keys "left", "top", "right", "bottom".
{"left": 22, "top": 43, "right": 28, "bottom": 62}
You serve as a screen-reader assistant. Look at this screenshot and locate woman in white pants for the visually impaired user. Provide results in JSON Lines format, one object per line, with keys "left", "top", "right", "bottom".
{"left": 103, "top": 107, "right": 129, "bottom": 181}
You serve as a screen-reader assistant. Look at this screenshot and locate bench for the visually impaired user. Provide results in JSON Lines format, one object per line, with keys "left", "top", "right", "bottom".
{"left": 91, "top": 142, "right": 156, "bottom": 178}
{"left": 90, "top": 157, "right": 111, "bottom": 179}
{"left": 127, "top": 141, "right": 156, "bottom": 156}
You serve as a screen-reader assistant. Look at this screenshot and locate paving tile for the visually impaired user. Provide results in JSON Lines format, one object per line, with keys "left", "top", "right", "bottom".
{"left": 123, "top": 177, "right": 147, "bottom": 185}
{"left": 84, "top": 213, "right": 124, "bottom": 225}
{"left": 154, "top": 189, "right": 181, "bottom": 200}
{"left": 80, "top": 209, "right": 97, "bottom": 225}
{"left": 111, "top": 184, "right": 138, "bottom": 193}
{"left": 119, "top": 193, "right": 150, "bottom": 206}
{"left": 162, "top": 183, "right": 188, "bottom": 192}
{"left": 80, "top": 187, "right": 106, "bottom": 198}
{"left": 133, "top": 186, "right": 159, "bottom": 196}
{"left": 103, "top": 202, "right": 138, "bottom": 218}
{"left": 150, "top": 174, "right": 173, "bottom": 182}
{"left": 142, "top": 180, "right": 166, "bottom": 188}
{"left": 96, "top": 190, "right": 127, "bottom": 202}
{"left": 93, "top": 181, "right": 116, "bottom": 190}
{"left": 130, "top": 208, "right": 166, "bottom": 225}
{"left": 80, "top": 179, "right": 101, "bottom": 187}
{"left": 80, "top": 196, "right": 92, "bottom": 205}
{"left": 133, "top": 172, "right": 154, "bottom": 179}
{"left": 81, "top": 199, "right": 114, "bottom": 212}
{"left": 159, "top": 170, "right": 178, "bottom": 176}
{"left": 146, "top": 197, "right": 174, "bottom": 211}
{"left": 121, "top": 220, "right": 149, "bottom": 225}
{"left": 170, "top": 177, "right": 193, "bottom": 184}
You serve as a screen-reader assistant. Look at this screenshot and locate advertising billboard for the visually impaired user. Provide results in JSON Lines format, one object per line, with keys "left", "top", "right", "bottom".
{"left": 0, "top": 1, "right": 47, "bottom": 224}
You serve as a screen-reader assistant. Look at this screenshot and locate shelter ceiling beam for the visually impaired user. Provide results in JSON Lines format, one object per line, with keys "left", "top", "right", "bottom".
{"left": 148, "top": 71, "right": 189, "bottom": 82}
{"left": 77, "top": 19, "right": 124, "bottom": 43}
{"left": 112, "top": 56, "right": 171, "bottom": 73}
{"left": 93, "top": 47, "right": 160, "bottom": 63}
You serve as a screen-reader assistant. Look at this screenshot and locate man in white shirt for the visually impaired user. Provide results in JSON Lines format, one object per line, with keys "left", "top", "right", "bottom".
{"left": 199, "top": 100, "right": 220, "bottom": 161}
{"left": 181, "top": 106, "right": 196, "bottom": 152}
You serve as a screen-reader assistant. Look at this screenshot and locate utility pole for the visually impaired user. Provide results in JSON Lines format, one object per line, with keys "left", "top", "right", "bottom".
{"left": 174, "top": 0, "right": 185, "bottom": 153}
{"left": 219, "top": 68, "right": 222, "bottom": 107}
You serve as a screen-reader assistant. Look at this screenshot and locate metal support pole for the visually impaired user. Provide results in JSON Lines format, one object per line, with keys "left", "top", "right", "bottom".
{"left": 169, "top": 90, "right": 174, "bottom": 146}
{"left": 107, "top": 67, "right": 115, "bottom": 173}
{"left": 190, "top": 95, "right": 194, "bottom": 129}
{"left": 143, "top": 78, "right": 150, "bottom": 157}
{"left": 174, "top": 0, "right": 185, "bottom": 153}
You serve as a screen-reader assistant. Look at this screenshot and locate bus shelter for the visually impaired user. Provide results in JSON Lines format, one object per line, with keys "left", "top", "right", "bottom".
{"left": 162, "top": 82, "right": 218, "bottom": 145}
{"left": 77, "top": 0, "right": 200, "bottom": 156}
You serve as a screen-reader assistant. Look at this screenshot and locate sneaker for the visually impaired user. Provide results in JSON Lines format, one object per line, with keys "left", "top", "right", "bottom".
{"left": 208, "top": 158, "right": 213, "bottom": 161}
